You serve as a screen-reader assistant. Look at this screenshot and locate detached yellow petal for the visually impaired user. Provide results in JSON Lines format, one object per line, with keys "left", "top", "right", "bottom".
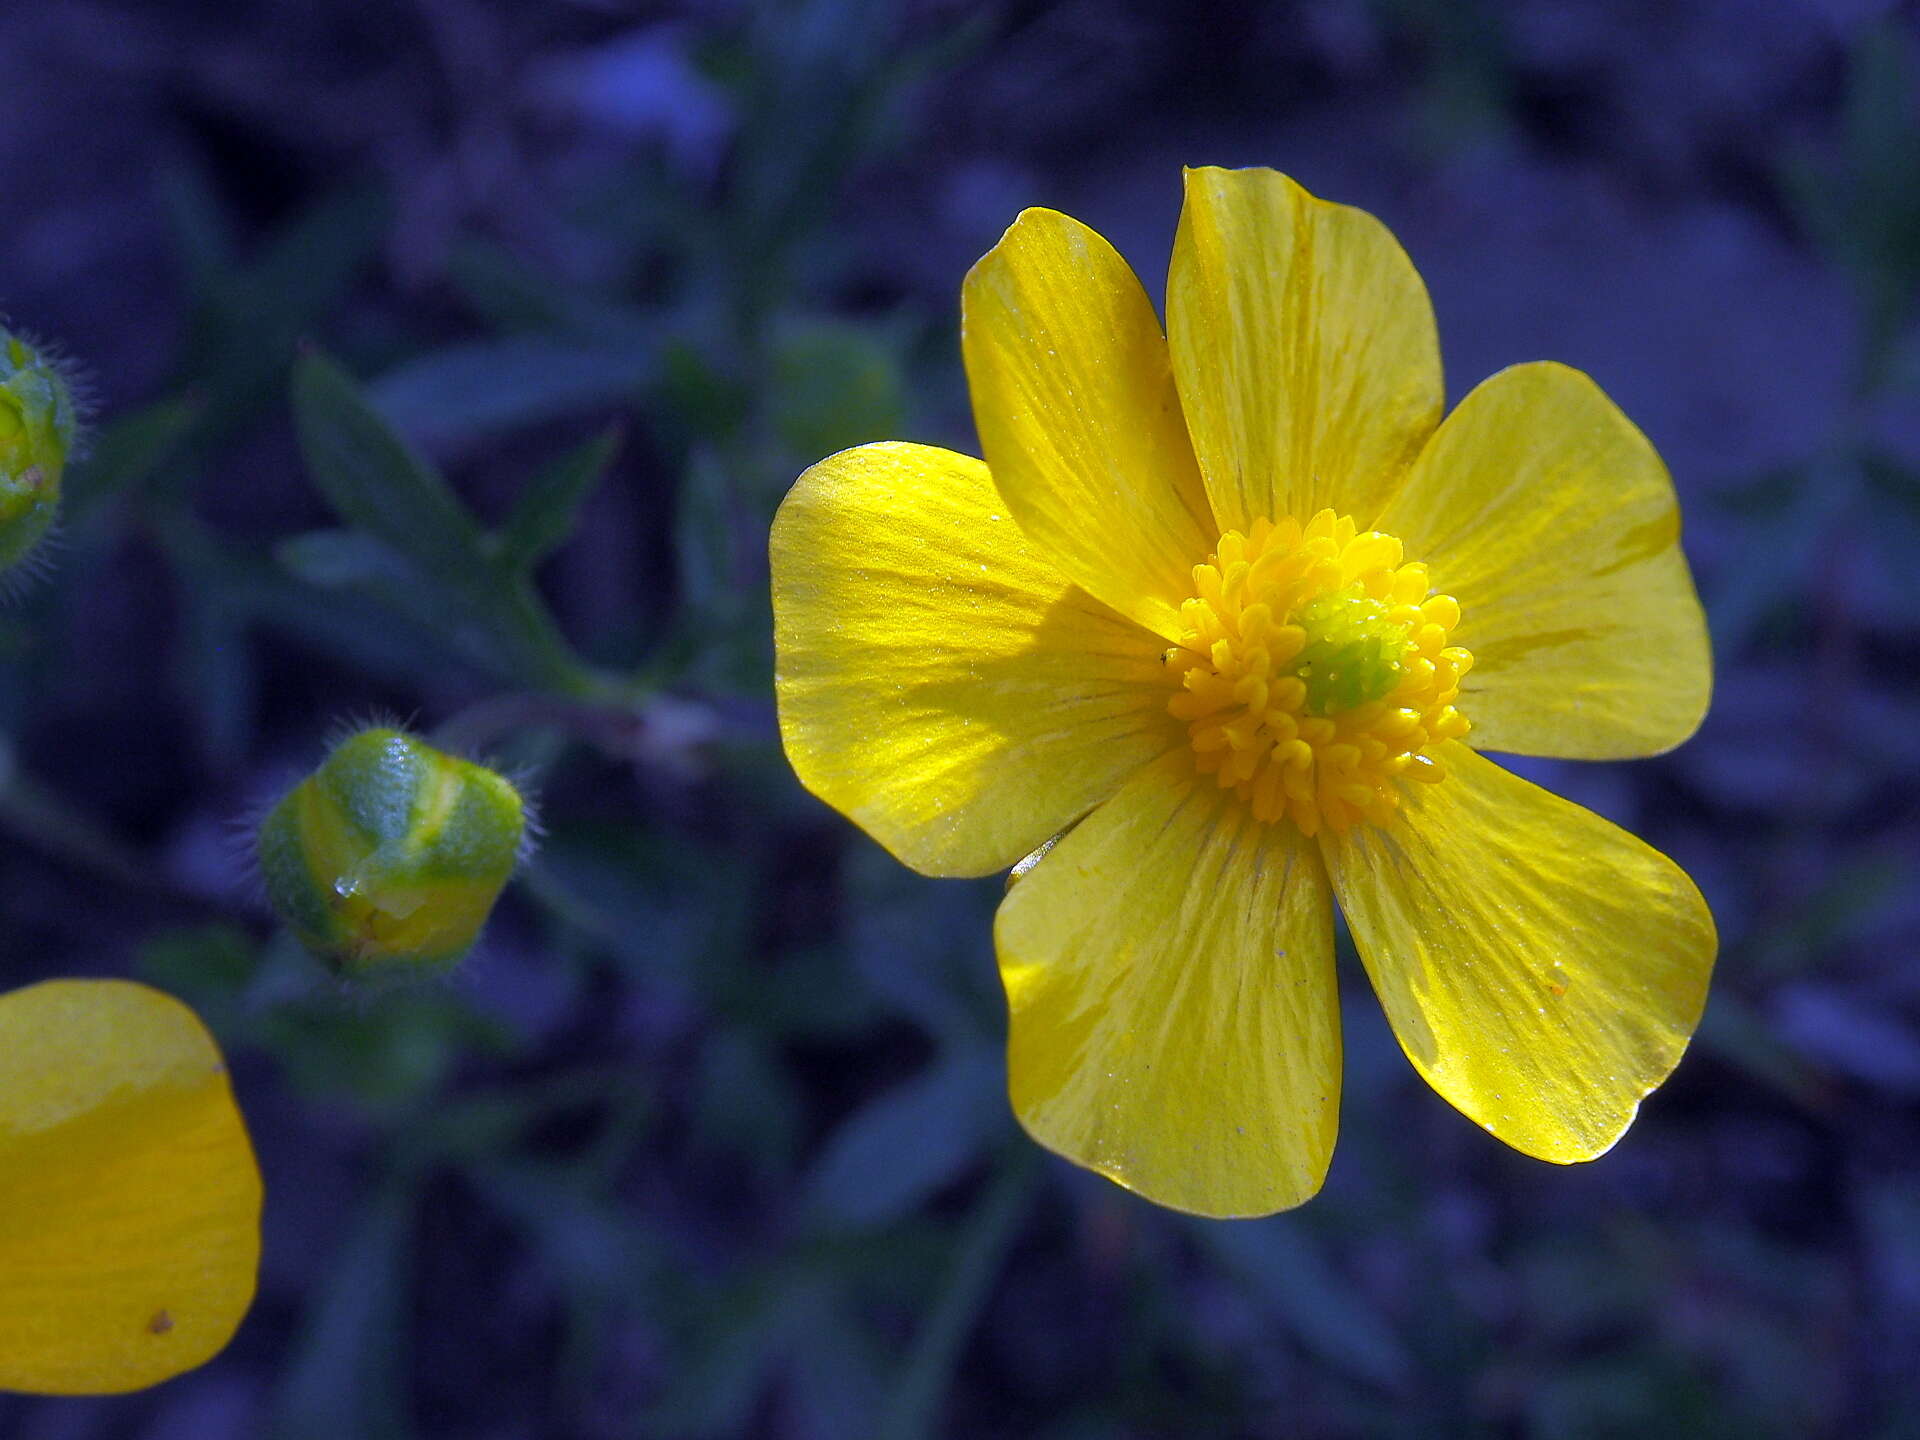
{"left": 1379, "top": 362, "right": 1711, "bottom": 758}
{"left": 962, "top": 208, "right": 1217, "bottom": 639}
{"left": 1324, "top": 744, "right": 1714, "bottom": 1162}
{"left": 996, "top": 751, "right": 1340, "bottom": 1217}
{"left": 0, "top": 980, "right": 262, "bottom": 1395}
{"left": 1168, "top": 167, "right": 1442, "bottom": 533}
{"left": 772, "top": 442, "right": 1176, "bottom": 877}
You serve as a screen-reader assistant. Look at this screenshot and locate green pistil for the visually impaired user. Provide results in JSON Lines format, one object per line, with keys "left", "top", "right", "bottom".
{"left": 1289, "top": 587, "right": 1409, "bottom": 716}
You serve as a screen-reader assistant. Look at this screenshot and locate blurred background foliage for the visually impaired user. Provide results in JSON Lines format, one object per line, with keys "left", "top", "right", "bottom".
{"left": 1, "top": 1, "right": 1918, "bottom": 1437}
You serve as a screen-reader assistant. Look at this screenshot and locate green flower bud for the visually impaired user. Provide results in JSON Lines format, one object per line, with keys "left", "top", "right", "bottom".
{"left": 258, "top": 727, "right": 527, "bottom": 980}
{"left": 0, "top": 330, "right": 79, "bottom": 574}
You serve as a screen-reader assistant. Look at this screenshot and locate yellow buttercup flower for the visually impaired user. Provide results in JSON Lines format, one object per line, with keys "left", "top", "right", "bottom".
{"left": 0, "top": 979, "right": 261, "bottom": 1393}
{"left": 771, "top": 166, "right": 1715, "bottom": 1217}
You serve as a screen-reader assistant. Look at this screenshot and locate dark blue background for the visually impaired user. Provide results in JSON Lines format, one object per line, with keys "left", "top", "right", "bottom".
{"left": 2, "top": 2, "right": 1918, "bottom": 1436}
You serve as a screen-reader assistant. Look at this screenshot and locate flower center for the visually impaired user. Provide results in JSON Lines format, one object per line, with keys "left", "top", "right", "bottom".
{"left": 1165, "top": 509, "right": 1473, "bottom": 836}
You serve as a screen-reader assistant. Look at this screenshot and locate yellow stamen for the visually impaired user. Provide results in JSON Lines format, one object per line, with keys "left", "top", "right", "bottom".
{"left": 1165, "top": 510, "right": 1472, "bottom": 833}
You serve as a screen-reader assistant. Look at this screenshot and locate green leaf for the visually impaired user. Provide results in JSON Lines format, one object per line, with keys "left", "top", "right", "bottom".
{"left": 445, "top": 238, "right": 647, "bottom": 339}
{"left": 178, "top": 585, "right": 257, "bottom": 766}
{"left": 272, "top": 1182, "right": 419, "bottom": 1440}
{"left": 646, "top": 1270, "right": 820, "bottom": 1438}
{"left": 241, "top": 188, "right": 390, "bottom": 343}
{"left": 64, "top": 393, "right": 201, "bottom": 524}
{"left": 276, "top": 526, "right": 527, "bottom": 682}
{"left": 180, "top": 189, "right": 387, "bottom": 446}
{"left": 1197, "top": 1216, "right": 1412, "bottom": 1390}
{"left": 290, "top": 352, "right": 613, "bottom": 697}
{"left": 1843, "top": 23, "right": 1920, "bottom": 257}
{"left": 877, "top": 1150, "right": 1037, "bottom": 1440}
{"left": 157, "top": 511, "right": 464, "bottom": 686}
{"left": 664, "top": 445, "right": 771, "bottom": 693}
{"left": 783, "top": 1287, "right": 883, "bottom": 1440}
{"left": 1862, "top": 449, "right": 1920, "bottom": 510}
{"left": 159, "top": 163, "right": 238, "bottom": 300}
{"left": 657, "top": 340, "right": 753, "bottom": 447}
{"left": 694, "top": 1031, "right": 804, "bottom": 1182}
{"left": 276, "top": 528, "right": 415, "bottom": 590}
{"left": 262, "top": 988, "right": 513, "bottom": 1118}
{"left": 771, "top": 318, "right": 907, "bottom": 463}
{"left": 469, "top": 1159, "right": 657, "bottom": 1304}
{"left": 1707, "top": 457, "right": 1853, "bottom": 658}
{"left": 493, "top": 425, "right": 623, "bottom": 574}
{"left": 135, "top": 923, "right": 260, "bottom": 1019}
{"left": 372, "top": 337, "right": 653, "bottom": 447}
{"left": 1696, "top": 991, "right": 1830, "bottom": 1113}
{"left": 1784, "top": 23, "right": 1920, "bottom": 393}
{"left": 805, "top": 1049, "right": 1007, "bottom": 1230}
{"left": 292, "top": 349, "right": 486, "bottom": 586}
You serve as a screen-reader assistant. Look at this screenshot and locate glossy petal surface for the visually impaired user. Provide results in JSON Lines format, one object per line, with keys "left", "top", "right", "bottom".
{"left": 1379, "top": 362, "right": 1711, "bottom": 758}
{"left": 997, "top": 751, "right": 1340, "bottom": 1216}
{"left": 1168, "top": 166, "right": 1442, "bottom": 533}
{"left": 0, "top": 980, "right": 262, "bottom": 1395}
{"left": 963, "top": 207, "right": 1217, "bottom": 639}
{"left": 1325, "top": 744, "right": 1715, "bottom": 1162}
{"left": 772, "top": 441, "right": 1176, "bottom": 877}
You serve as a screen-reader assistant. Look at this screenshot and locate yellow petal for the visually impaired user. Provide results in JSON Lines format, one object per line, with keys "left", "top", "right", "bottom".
{"left": 962, "top": 208, "right": 1217, "bottom": 639}
{"left": 1324, "top": 743, "right": 1715, "bottom": 1162}
{"left": 0, "top": 980, "right": 262, "bottom": 1395}
{"left": 1167, "top": 166, "right": 1442, "bottom": 533}
{"left": 995, "top": 751, "right": 1340, "bottom": 1217}
{"left": 1378, "top": 362, "right": 1711, "bottom": 758}
{"left": 771, "top": 441, "right": 1176, "bottom": 877}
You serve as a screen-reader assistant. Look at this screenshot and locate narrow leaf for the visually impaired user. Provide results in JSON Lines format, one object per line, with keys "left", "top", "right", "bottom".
{"left": 65, "top": 393, "right": 201, "bottom": 523}
{"left": 805, "top": 1049, "right": 1006, "bottom": 1231}
{"left": 272, "top": 1183, "right": 417, "bottom": 1440}
{"left": 877, "top": 1150, "right": 1036, "bottom": 1440}
{"left": 276, "top": 529, "right": 413, "bottom": 590}
{"left": 372, "top": 336, "right": 652, "bottom": 447}
{"left": 292, "top": 350, "right": 487, "bottom": 593}
{"left": 494, "top": 426, "right": 623, "bottom": 574}
{"left": 1198, "top": 1217, "right": 1411, "bottom": 1389}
